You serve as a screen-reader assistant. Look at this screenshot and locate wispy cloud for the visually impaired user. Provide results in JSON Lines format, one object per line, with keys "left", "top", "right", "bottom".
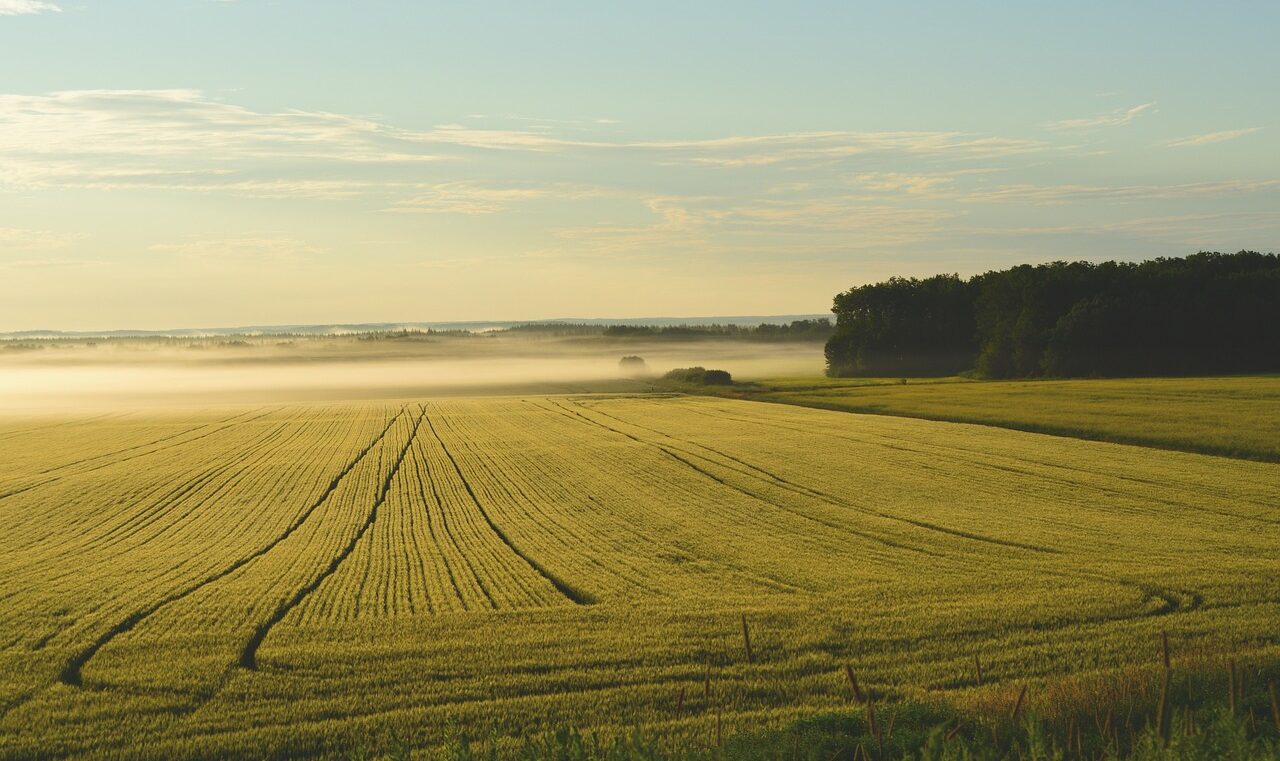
{"left": 0, "top": 227, "right": 78, "bottom": 250}
{"left": 0, "top": 258, "right": 103, "bottom": 270}
{"left": 1045, "top": 102, "right": 1156, "bottom": 131}
{"left": 0, "top": 89, "right": 1057, "bottom": 208}
{"left": 964, "top": 211, "right": 1280, "bottom": 248}
{"left": 1163, "top": 127, "right": 1262, "bottom": 148}
{"left": 386, "top": 183, "right": 608, "bottom": 215}
{"left": 641, "top": 132, "right": 1047, "bottom": 167}
{"left": 149, "top": 237, "right": 323, "bottom": 265}
{"left": 551, "top": 194, "right": 960, "bottom": 262}
{"left": 952, "top": 179, "right": 1280, "bottom": 205}
{"left": 0, "top": 0, "right": 61, "bottom": 16}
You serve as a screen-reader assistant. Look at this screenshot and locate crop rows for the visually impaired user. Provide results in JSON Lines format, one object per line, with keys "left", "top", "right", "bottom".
{"left": 0, "top": 394, "right": 1277, "bottom": 760}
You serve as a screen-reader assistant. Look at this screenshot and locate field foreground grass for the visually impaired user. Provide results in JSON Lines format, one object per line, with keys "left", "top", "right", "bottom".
{"left": 720, "top": 375, "right": 1280, "bottom": 462}
{"left": 0, "top": 394, "right": 1277, "bottom": 759}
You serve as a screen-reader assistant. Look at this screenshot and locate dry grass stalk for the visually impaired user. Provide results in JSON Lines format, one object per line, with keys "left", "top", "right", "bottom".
{"left": 1269, "top": 681, "right": 1280, "bottom": 732}
{"left": 741, "top": 613, "right": 754, "bottom": 665}
{"left": 1161, "top": 630, "right": 1171, "bottom": 670}
{"left": 974, "top": 653, "right": 984, "bottom": 686}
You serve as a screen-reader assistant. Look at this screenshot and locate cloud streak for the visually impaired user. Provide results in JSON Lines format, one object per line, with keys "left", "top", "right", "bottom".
{"left": 0, "top": 90, "right": 1054, "bottom": 200}
{"left": 0, "top": 0, "right": 60, "bottom": 15}
{"left": 1045, "top": 102, "right": 1156, "bottom": 131}
{"left": 1, "top": 88, "right": 1274, "bottom": 288}
{"left": 386, "top": 184, "right": 609, "bottom": 215}
{"left": 149, "top": 237, "right": 324, "bottom": 266}
{"left": 0, "top": 227, "right": 79, "bottom": 251}
{"left": 1164, "top": 127, "right": 1262, "bottom": 148}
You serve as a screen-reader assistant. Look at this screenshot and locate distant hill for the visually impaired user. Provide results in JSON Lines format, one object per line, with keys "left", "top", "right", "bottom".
{"left": 0, "top": 315, "right": 830, "bottom": 340}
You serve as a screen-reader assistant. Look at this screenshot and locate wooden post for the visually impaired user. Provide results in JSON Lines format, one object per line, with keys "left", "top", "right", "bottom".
{"left": 845, "top": 664, "right": 864, "bottom": 703}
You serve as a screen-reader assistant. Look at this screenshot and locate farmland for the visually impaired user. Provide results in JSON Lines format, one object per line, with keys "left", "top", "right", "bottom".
{"left": 721, "top": 375, "right": 1280, "bottom": 462}
{"left": 1, "top": 393, "right": 1277, "bottom": 760}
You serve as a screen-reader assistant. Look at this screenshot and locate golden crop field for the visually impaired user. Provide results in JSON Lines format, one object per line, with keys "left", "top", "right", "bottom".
{"left": 732, "top": 375, "right": 1280, "bottom": 462}
{"left": 1, "top": 394, "right": 1277, "bottom": 760}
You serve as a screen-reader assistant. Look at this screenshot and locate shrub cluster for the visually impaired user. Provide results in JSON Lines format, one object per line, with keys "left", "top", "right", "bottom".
{"left": 662, "top": 367, "right": 733, "bottom": 385}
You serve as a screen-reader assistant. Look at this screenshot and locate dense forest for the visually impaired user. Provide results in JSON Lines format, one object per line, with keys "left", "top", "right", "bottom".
{"left": 825, "top": 251, "right": 1280, "bottom": 378}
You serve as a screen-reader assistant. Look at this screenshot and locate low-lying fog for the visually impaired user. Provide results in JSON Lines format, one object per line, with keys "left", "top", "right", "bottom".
{"left": 0, "top": 333, "right": 824, "bottom": 413}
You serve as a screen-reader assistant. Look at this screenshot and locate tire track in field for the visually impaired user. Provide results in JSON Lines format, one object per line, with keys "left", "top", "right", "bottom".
{"left": 684, "top": 401, "right": 1280, "bottom": 526}
{"left": 595, "top": 402, "right": 1057, "bottom": 555}
{"left": 0, "top": 410, "right": 124, "bottom": 443}
{"left": 30, "top": 408, "right": 266, "bottom": 477}
{"left": 410, "top": 437, "right": 497, "bottom": 610}
{"left": 239, "top": 405, "right": 424, "bottom": 669}
{"left": 117, "top": 596, "right": 1268, "bottom": 756}
{"left": 442, "top": 403, "right": 669, "bottom": 600}
{"left": 421, "top": 407, "right": 593, "bottom": 606}
{"left": 544, "top": 400, "right": 948, "bottom": 558}
{"left": 0, "top": 408, "right": 276, "bottom": 504}
{"left": 0, "top": 412, "right": 307, "bottom": 610}
{"left": 77, "top": 413, "right": 303, "bottom": 555}
{"left": 22, "top": 407, "right": 328, "bottom": 595}
{"left": 659, "top": 402, "right": 1065, "bottom": 554}
{"left": 54, "top": 406, "right": 407, "bottom": 688}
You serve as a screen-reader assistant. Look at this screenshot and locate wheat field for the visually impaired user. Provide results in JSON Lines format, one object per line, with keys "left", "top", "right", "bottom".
{"left": 737, "top": 375, "right": 1280, "bottom": 461}
{"left": 1, "top": 394, "right": 1277, "bottom": 759}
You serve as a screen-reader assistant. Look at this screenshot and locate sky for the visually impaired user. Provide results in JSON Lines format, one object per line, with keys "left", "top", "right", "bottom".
{"left": 0, "top": 1, "right": 1277, "bottom": 331}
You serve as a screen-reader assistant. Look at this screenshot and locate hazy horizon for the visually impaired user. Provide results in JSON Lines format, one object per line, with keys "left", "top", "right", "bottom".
{"left": 0, "top": 313, "right": 835, "bottom": 338}
{"left": 1, "top": 2, "right": 1276, "bottom": 331}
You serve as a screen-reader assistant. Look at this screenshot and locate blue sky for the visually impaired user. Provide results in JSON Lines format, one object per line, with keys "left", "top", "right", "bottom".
{"left": 0, "top": 1, "right": 1276, "bottom": 329}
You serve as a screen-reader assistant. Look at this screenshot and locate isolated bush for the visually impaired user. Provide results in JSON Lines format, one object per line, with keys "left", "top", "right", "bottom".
{"left": 618, "top": 355, "right": 649, "bottom": 377}
{"left": 662, "top": 367, "right": 732, "bottom": 385}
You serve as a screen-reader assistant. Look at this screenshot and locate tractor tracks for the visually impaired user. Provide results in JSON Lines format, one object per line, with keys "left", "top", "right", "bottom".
{"left": 239, "top": 405, "right": 425, "bottom": 669}
{"left": 56, "top": 406, "right": 409, "bottom": 687}
{"left": 421, "top": 408, "right": 592, "bottom": 606}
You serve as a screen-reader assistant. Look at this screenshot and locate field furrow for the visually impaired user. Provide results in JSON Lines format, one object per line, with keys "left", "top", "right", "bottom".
{"left": 1, "top": 392, "right": 1277, "bottom": 761}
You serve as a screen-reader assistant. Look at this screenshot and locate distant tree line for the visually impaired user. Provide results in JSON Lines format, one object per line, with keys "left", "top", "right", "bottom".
{"left": 603, "top": 319, "right": 832, "bottom": 341}
{"left": 825, "top": 251, "right": 1280, "bottom": 378}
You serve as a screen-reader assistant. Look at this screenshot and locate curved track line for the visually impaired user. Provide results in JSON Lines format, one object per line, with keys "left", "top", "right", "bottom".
{"left": 56, "top": 406, "right": 407, "bottom": 687}
{"left": 0, "top": 408, "right": 276, "bottom": 503}
{"left": 421, "top": 409, "right": 592, "bottom": 606}
{"left": 240, "top": 406, "right": 424, "bottom": 670}
{"left": 547, "top": 400, "right": 960, "bottom": 557}
{"left": 655, "top": 401, "right": 1060, "bottom": 553}
{"left": 412, "top": 438, "right": 496, "bottom": 610}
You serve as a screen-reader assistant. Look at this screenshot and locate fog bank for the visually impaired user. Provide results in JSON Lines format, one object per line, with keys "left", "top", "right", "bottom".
{"left": 0, "top": 337, "right": 823, "bottom": 412}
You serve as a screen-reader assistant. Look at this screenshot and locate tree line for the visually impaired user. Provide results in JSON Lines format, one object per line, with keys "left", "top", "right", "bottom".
{"left": 825, "top": 251, "right": 1280, "bottom": 378}
{"left": 600, "top": 320, "right": 833, "bottom": 341}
